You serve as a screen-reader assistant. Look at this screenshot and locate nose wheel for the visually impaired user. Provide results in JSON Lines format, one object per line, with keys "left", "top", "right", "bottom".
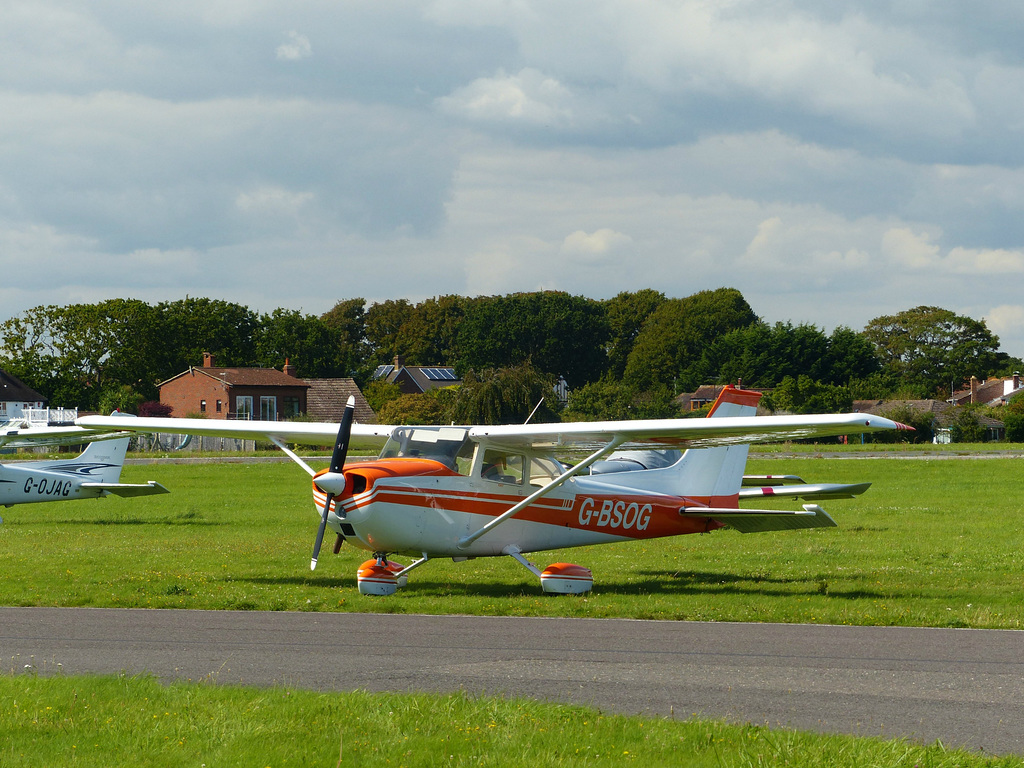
{"left": 355, "top": 552, "right": 429, "bottom": 596}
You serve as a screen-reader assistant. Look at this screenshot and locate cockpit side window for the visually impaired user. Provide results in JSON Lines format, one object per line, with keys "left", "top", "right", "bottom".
{"left": 481, "top": 449, "right": 524, "bottom": 485}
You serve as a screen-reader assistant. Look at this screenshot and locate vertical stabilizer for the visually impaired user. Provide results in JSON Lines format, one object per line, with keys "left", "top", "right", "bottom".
{"left": 588, "top": 385, "right": 763, "bottom": 499}
{"left": 34, "top": 437, "right": 130, "bottom": 484}
{"left": 671, "top": 386, "right": 762, "bottom": 498}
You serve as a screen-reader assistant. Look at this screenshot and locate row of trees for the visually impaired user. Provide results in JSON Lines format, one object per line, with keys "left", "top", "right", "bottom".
{"left": 0, "top": 290, "right": 1020, "bottom": 426}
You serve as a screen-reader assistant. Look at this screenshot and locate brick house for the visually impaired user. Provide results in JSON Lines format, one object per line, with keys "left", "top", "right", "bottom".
{"left": 951, "top": 373, "right": 1023, "bottom": 406}
{"left": 159, "top": 353, "right": 308, "bottom": 420}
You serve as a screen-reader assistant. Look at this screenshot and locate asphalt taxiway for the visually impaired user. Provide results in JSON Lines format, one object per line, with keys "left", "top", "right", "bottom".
{"left": 3, "top": 607, "right": 1022, "bottom": 755}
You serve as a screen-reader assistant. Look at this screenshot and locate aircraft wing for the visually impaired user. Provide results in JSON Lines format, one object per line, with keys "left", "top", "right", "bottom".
{"left": 0, "top": 423, "right": 134, "bottom": 448}
{"left": 73, "top": 412, "right": 908, "bottom": 451}
{"left": 470, "top": 412, "right": 909, "bottom": 451}
{"left": 74, "top": 415, "right": 394, "bottom": 446}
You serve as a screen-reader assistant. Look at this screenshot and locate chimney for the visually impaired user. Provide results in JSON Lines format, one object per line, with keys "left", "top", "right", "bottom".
{"left": 203, "top": 352, "right": 215, "bottom": 368}
{"left": 394, "top": 355, "right": 405, "bottom": 369}
{"left": 283, "top": 358, "right": 296, "bottom": 377}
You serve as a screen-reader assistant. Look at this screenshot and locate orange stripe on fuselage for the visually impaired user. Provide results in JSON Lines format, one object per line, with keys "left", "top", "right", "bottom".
{"left": 318, "top": 480, "right": 733, "bottom": 540}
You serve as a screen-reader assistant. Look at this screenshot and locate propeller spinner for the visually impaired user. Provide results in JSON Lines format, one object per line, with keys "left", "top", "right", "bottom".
{"left": 311, "top": 395, "right": 355, "bottom": 571}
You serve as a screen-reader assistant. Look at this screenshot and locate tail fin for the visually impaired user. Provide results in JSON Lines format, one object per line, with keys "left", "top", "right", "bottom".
{"left": 668, "top": 386, "right": 761, "bottom": 498}
{"left": 35, "top": 437, "right": 130, "bottom": 484}
{"left": 588, "top": 385, "right": 762, "bottom": 500}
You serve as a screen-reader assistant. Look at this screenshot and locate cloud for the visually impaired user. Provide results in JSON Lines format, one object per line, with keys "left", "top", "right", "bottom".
{"left": 883, "top": 228, "right": 1024, "bottom": 273}
{"left": 560, "top": 228, "right": 632, "bottom": 259}
{"left": 276, "top": 31, "right": 312, "bottom": 61}
{"left": 986, "top": 305, "right": 1024, "bottom": 345}
{"left": 437, "top": 68, "right": 573, "bottom": 126}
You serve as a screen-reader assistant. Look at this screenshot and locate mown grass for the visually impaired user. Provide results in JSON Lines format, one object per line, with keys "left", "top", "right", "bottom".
{"left": 1, "top": 673, "right": 1019, "bottom": 768}
{"left": 2, "top": 455, "right": 1023, "bottom": 627}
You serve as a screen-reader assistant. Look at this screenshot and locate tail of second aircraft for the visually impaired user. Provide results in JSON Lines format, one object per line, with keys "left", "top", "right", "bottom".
{"left": 31, "top": 437, "right": 131, "bottom": 484}
{"left": 14, "top": 436, "right": 169, "bottom": 500}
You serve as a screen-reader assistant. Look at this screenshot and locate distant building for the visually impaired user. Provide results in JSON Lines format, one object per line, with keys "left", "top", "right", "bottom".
{"left": 951, "top": 373, "right": 1023, "bottom": 407}
{"left": 0, "top": 368, "right": 46, "bottom": 423}
{"left": 373, "top": 355, "right": 461, "bottom": 395}
{"left": 305, "top": 378, "right": 376, "bottom": 424}
{"left": 859, "top": 399, "right": 1006, "bottom": 442}
{"left": 159, "top": 353, "right": 309, "bottom": 420}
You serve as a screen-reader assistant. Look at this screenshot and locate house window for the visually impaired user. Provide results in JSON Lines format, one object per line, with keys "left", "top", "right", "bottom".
{"left": 236, "top": 396, "right": 253, "bottom": 420}
{"left": 260, "top": 396, "right": 277, "bottom": 421}
{"left": 282, "top": 396, "right": 301, "bottom": 418}
{"left": 216, "top": 400, "right": 222, "bottom": 413}
{"left": 200, "top": 400, "right": 206, "bottom": 413}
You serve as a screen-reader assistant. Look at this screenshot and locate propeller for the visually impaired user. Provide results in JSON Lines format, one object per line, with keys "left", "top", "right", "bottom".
{"left": 311, "top": 396, "right": 355, "bottom": 571}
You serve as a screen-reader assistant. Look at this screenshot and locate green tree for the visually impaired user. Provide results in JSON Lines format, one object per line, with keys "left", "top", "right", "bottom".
{"left": 155, "top": 298, "right": 260, "bottom": 375}
{"left": 602, "top": 289, "right": 666, "bottom": 379}
{"left": 377, "top": 392, "right": 445, "bottom": 425}
{"left": 950, "top": 405, "right": 987, "bottom": 443}
{"left": 447, "top": 363, "right": 559, "bottom": 425}
{"left": 365, "top": 299, "right": 416, "bottom": 367}
{"left": 397, "top": 294, "right": 473, "bottom": 367}
{"left": 1003, "top": 411, "right": 1024, "bottom": 442}
{"left": 623, "top": 288, "right": 757, "bottom": 392}
{"left": 363, "top": 379, "right": 403, "bottom": 415}
{"left": 765, "top": 375, "right": 853, "bottom": 414}
{"left": 321, "top": 298, "right": 371, "bottom": 381}
{"left": 562, "top": 378, "right": 681, "bottom": 421}
{"left": 0, "top": 300, "right": 164, "bottom": 408}
{"left": 862, "top": 306, "right": 1002, "bottom": 396}
{"left": 255, "top": 309, "right": 344, "bottom": 379}
{"left": 457, "top": 293, "right": 609, "bottom": 387}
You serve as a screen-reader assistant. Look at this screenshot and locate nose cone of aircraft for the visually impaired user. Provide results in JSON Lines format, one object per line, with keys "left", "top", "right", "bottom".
{"left": 314, "top": 470, "right": 347, "bottom": 495}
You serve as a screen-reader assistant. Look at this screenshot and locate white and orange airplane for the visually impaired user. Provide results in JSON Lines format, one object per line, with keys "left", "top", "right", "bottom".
{"left": 67, "top": 386, "right": 908, "bottom": 595}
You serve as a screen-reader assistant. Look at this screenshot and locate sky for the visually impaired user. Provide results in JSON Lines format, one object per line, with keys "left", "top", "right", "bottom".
{"left": 3, "top": 1, "right": 1024, "bottom": 360}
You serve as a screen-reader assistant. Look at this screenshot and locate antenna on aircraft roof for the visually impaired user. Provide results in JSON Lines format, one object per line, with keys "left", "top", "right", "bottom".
{"left": 524, "top": 398, "right": 545, "bottom": 425}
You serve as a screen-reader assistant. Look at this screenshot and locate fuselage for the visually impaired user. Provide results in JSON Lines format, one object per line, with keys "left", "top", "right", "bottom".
{"left": 312, "top": 426, "right": 734, "bottom": 558}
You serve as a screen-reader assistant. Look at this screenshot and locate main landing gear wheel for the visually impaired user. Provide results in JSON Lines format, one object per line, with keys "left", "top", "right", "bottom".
{"left": 540, "top": 563, "right": 594, "bottom": 594}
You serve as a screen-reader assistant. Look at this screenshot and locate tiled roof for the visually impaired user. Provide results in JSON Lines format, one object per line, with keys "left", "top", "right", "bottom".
{"left": 160, "top": 367, "right": 308, "bottom": 388}
{"left": 305, "top": 378, "right": 377, "bottom": 424}
{"left": 374, "top": 362, "right": 461, "bottom": 394}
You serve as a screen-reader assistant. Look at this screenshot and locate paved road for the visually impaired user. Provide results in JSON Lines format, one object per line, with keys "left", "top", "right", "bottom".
{"left": 3, "top": 607, "right": 1023, "bottom": 756}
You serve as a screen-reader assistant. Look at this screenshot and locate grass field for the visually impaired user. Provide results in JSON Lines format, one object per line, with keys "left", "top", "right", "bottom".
{"left": 4, "top": 452, "right": 1024, "bottom": 764}
{"left": 2, "top": 673, "right": 1021, "bottom": 768}
{"left": 1, "top": 454, "right": 1022, "bottom": 627}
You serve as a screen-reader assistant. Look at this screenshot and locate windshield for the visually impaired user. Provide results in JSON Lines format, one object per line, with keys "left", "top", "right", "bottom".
{"left": 379, "top": 427, "right": 474, "bottom": 473}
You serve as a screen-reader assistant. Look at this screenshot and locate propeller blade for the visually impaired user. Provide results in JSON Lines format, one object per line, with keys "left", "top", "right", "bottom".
{"left": 311, "top": 493, "right": 333, "bottom": 571}
{"left": 329, "top": 396, "right": 356, "bottom": 473}
{"left": 311, "top": 396, "right": 356, "bottom": 571}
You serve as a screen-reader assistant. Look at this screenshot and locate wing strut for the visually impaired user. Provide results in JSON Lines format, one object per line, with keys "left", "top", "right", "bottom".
{"left": 267, "top": 436, "right": 317, "bottom": 477}
{"left": 456, "top": 435, "right": 626, "bottom": 550}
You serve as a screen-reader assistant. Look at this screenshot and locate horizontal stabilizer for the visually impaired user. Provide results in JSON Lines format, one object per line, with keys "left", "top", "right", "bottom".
{"left": 80, "top": 481, "right": 170, "bottom": 498}
{"left": 680, "top": 503, "right": 837, "bottom": 533}
{"left": 739, "top": 482, "right": 870, "bottom": 501}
